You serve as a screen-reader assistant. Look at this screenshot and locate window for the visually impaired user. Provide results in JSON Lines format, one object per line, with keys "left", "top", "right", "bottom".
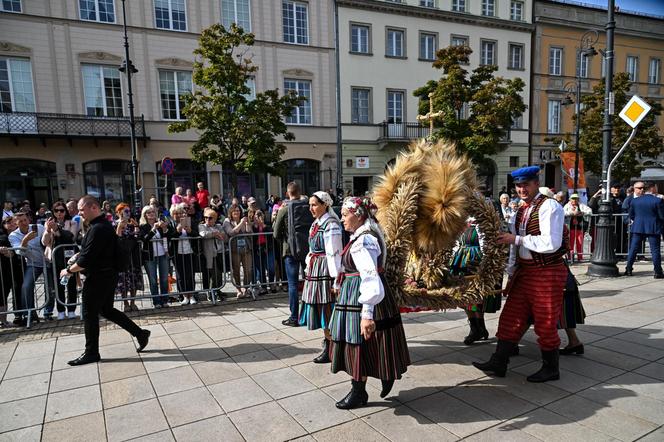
{"left": 387, "top": 90, "right": 404, "bottom": 124}
{"left": 81, "top": 64, "right": 123, "bottom": 117}
{"left": 0, "top": 0, "right": 21, "bottom": 12}
{"left": 159, "top": 70, "right": 192, "bottom": 120}
{"left": 510, "top": 1, "right": 523, "bottom": 21}
{"left": 282, "top": 1, "right": 308, "bottom": 45}
{"left": 549, "top": 47, "right": 562, "bottom": 76}
{"left": 386, "top": 28, "right": 405, "bottom": 58}
{"left": 482, "top": 0, "right": 495, "bottom": 16}
{"left": 350, "top": 24, "right": 370, "bottom": 54}
{"left": 649, "top": 58, "right": 661, "bottom": 84}
{"left": 0, "top": 57, "right": 35, "bottom": 112}
{"left": 547, "top": 100, "right": 561, "bottom": 134}
{"left": 155, "top": 0, "right": 186, "bottom": 31}
{"left": 451, "top": 35, "right": 468, "bottom": 47}
{"left": 509, "top": 156, "right": 519, "bottom": 167}
{"left": 626, "top": 56, "right": 638, "bottom": 82}
{"left": 419, "top": 0, "right": 435, "bottom": 7}
{"left": 351, "top": 88, "right": 370, "bottom": 124}
{"left": 284, "top": 79, "right": 311, "bottom": 125}
{"left": 511, "top": 115, "right": 523, "bottom": 129}
{"left": 578, "top": 52, "right": 589, "bottom": 78}
{"left": 84, "top": 160, "right": 133, "bottom": 203}
{"left": 221, "top": 0, "right": 251, "bottom": 31}
{"left": 79, "top": 0, "right": 115, "bottom": 23}
{"left": 419, "top": 32, "right": 436, "bottom": 61}
{"left": 451, "top": 0, "right": 465, "bottom": 12}
{"left": 480, "top": 40, "right": 496, "bottom": 66}
{"left": 508, "top": 44, "right": 523, "bottom": 69}
{"left": 244, "top": 77, "right": 256, "bottom": 100}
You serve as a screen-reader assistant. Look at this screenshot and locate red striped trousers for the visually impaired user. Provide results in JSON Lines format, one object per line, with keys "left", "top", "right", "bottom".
{"left": 496, "top": 260, "right": 567, "bottom": 351}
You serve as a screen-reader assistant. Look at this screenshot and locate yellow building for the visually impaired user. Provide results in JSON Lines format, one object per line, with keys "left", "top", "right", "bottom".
{"left": 531, "top": 0, "right": 664, "bottom": 191}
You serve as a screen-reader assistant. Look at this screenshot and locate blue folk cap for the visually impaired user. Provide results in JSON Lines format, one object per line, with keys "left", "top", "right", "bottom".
{"left": 511, "top": 166, "right": 541, "bottom": 184}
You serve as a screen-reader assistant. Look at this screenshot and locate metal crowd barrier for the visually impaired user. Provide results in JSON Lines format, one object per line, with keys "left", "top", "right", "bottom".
{"left": 565, "top": 212, "right": 663, "bottom": 263}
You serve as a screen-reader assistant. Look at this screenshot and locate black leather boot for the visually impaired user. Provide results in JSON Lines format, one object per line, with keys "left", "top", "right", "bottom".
{"left": 335, "top": 380, "right": 368, "bottom": 409}
{"left": 527, "top": 349, "right": 560, "bottom": 382}
{"left": 464, "top": 317, "right": 489, "bottom": 345}
{"left": 380, "top": 380, "right": 395, "bottom": 398}
{"left": 313, "top": 338, "right": 331, "bottom": 364}
{"left": 472, "top": 340, "right": 516, "bottom": 377}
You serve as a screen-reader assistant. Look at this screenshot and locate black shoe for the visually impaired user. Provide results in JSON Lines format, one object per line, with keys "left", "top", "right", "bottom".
{"left": 12, "top": 317, "right": 26, "bottom": 327}
{"left": 464, "top": 317, "right": 489, "bottom": 345}
{"left": 511, "top": 345, "right": 520, "bottom": 357}
{"left": 313, "top": 339, "right": 331, "bottom": 364}
{"left": 136, "top": 329, "right": 151, "bottom": 352}
{"left": 624, "top": 269, "right": 633, "bottom": 276}
{"left": 654, "top": 273, "right": 664, "bottom": 279}
{"left": 559, "top": 343, "right": 584, "bottom": 355}
{"left": 335, "top": 380, "right": 368, "bottom": 409}
{"left": 472, "top": 340, "right": 516, "bottom": 378}
{"left": 68, "top": 353, "right": 101, "bottom": 366}
{"left": 281, "top": 318, "right": 299, "bottom": 327}
{"left": 527, "top": 349, "right": 560, "bottom": 382}
{"left": 380, "top": 380, "right": 395, "bottom": 398}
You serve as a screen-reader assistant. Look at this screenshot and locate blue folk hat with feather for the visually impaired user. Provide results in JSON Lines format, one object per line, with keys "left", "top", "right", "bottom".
{"left": 511, "top": 166, "right": 541, "bottom": 184}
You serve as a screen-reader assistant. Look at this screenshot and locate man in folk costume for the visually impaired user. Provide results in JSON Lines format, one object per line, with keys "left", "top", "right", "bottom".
{"left": 474, "top": 166, "right": 568, "bottom": 382}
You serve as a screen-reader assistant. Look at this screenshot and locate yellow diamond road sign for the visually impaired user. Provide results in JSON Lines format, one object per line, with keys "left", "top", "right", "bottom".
{"left": 619, "top": 95, "right": 652, "bottom": 128}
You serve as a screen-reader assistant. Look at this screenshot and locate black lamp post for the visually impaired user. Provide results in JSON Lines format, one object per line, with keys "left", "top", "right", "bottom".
{"left": 588, "top": 0, "right": 618, "bottom": 277}
{"left": 119, "top": 0, "right": 141, "bottom": 213}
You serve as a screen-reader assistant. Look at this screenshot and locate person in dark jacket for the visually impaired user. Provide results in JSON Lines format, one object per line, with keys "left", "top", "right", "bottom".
{"left": 0, "top": 216, "right": 22, "bottom": 327}
{"left": 61, "top": 195, "right": 150, "bottom": 366}
{"left": 139, "top": 205, "right": 175, "bottom": 308}
{"left": 624, "top": 182, "right": 664, "bottom": 278}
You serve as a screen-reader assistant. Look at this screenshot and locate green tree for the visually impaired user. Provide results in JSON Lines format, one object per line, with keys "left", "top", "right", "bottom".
{"left": 413, "top": 45, "right": 526, "bottom": 164}
{"left": 576, "top": 72, "right": 663, "bottom": 182}
{"left": 169, "top": 24, "right": 301, "bottom": 196}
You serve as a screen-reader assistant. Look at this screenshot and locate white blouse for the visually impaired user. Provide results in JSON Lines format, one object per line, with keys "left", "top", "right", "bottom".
{"left": 307, "top": 212, "right": 343, "bottom": 279}
{"left": 347, "top": 220, "right": 385, "bottom": 320}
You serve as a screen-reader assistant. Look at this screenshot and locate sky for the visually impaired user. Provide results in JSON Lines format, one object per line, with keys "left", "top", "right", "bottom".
{"left": 568, "top": 0, "right": 664, "bottom": 16}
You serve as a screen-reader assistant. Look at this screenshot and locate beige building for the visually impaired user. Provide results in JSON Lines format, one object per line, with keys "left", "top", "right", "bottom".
{"left": 0, "top": 0, "right": 337, "bottom": 206}
{"left": 337, "top": 0, "right": 533, "bottom": 196}
{"left": 532, "top": 0, "right": 664, "bottom": 191}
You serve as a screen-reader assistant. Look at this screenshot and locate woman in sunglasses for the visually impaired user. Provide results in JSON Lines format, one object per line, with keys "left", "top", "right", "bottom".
{"left": 114, "top": 203, "right": 143, "bottom": 312}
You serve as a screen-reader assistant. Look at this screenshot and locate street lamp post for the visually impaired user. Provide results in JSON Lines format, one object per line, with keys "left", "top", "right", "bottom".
{"left": 588, "top": 0, "right": 618, "bottom": 277}
{"left": 119, "top": 0, "right": 141, "bottom": 213}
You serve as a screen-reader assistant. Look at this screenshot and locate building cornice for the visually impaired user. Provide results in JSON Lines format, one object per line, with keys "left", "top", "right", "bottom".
{"left": 336, "top": 0, "right": 534, "bottom": 33}
{"left": 0, "top": 41, "right": 31, "bottom": 56}
{"left": 535, "top": 17, "right": 664, "bottom": 41}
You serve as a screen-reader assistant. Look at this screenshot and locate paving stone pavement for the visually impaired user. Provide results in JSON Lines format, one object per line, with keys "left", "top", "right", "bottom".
{"left": 0, "top": 262, "right": 662, "bottom": 441}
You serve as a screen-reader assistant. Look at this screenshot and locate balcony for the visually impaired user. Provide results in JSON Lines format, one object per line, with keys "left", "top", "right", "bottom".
{"left": 0, "top": 112, "right": 148, "bottom": 141}
{"left": 379, "top": 121, "right": 431, "bottom": 140}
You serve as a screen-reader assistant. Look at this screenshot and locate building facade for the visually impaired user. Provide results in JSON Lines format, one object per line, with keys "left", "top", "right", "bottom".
{"left": 0, "top": 0, "right": 337, "bottom": 207}
{"left": 337, "top": 0, "right": 533, "bottom": 196}
{"left": 532, "top": 0, "right": 664, "bottom": 191}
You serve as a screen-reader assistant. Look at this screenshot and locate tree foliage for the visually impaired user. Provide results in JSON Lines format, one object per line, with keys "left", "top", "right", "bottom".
{"left": 169, "top": 24, "right": 301, "bottom": 195}
{"left": 576, "top": 72, "right": 663, "bottom": 182}
{"left": 413, "top": 45, "right": 526, "bottom": 164}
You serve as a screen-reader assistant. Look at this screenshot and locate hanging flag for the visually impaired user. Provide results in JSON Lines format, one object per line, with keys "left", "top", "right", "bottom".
{"left": 560, "top": 152, "right": 587, "bottom": 192}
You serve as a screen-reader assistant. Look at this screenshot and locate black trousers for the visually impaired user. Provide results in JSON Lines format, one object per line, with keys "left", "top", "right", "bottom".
{"left": 82, "top": 272, "right": 142, "bottom": 355}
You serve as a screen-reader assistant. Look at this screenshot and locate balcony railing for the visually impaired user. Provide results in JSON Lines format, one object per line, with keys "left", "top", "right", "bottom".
{"left": 0, "top": 112, "right": 147, "bottom": 138}
{"left": 379, "top": 121, "right": 431, "bottom": 140}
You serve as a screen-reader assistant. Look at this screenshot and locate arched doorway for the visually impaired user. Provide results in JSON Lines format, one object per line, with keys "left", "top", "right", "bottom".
{"left": 282, "top": 159, "right": 320, "bottom": 197}
{"left": 0, "top": 159, "right": 57, "bottom": 206}
{"left": 156, "top": 159, "right": 207, "bottom": 205}
{"left": 476, "top": 158, "right": 497, "bottom": 197}
{"left": 83, "top": 160, "right": 132, "bottom": 204}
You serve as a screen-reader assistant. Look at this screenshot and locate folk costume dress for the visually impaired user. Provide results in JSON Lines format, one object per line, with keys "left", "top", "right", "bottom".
{"left": 299, "top": 213, "right": 343, "bottom": 329}
{"left": 330, "top": 220, "right": 410, "bottom": 381}
{"left": 497, "top": 193, "right": 569, "bottom": 351}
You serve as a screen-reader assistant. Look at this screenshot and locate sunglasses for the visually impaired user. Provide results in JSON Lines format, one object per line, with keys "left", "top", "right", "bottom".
{"left": 634, "top": 187, "right": 644, "bottom": 190}
{"left": 203, "top": 216, "right": 216, "bottom": 220}
{"left": 53, "top": 209, "right": 66, "bottom": 213}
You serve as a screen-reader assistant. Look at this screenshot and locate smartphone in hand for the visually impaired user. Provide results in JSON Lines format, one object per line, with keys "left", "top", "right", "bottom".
{"left": 30, "top": 224, "right": 38, "bottom": 233}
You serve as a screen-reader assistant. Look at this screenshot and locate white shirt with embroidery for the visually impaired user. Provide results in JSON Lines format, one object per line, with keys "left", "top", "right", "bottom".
{"left": 507, "top": 194, "right": 564, "bottom": 275}
{"left": 347, "top": 220, "right": 385, "bottom": 320}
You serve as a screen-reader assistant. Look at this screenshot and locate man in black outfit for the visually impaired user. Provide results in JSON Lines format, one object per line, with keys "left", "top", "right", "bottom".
{"left": 61, "top": 195, "right": 150, "bottom": 366}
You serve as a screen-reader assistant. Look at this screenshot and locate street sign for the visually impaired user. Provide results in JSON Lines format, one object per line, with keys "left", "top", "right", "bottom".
{"left": 619, "top": 95, "right": 652, "bottom": 128}
{"left": 161, "top": 157, "right": 174, "bottom": 175}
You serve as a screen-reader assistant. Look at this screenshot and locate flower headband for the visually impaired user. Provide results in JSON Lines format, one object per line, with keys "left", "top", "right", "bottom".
{"left": 342, "top": 196, "right": 377, "bottom": 219}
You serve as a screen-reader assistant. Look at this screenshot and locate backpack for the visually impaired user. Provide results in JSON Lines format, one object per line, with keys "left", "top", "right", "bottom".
{"left": 287, "top": 199, "right": 314, "bottom": 262}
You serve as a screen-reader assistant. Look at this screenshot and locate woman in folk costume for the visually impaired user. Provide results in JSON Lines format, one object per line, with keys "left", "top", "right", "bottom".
{"left": 330, "top": 197, "right": 410, "bottom": 410}
{"left": 299, "top": 191, "right": 343, "bottom": 364}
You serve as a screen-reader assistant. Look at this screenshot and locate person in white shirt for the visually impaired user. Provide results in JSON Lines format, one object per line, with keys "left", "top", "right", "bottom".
{"left": 329, "top": 197, "right": 410, "bottom": 410}
{"left": 474, "top": 166, "right": 568, "bottom": 383}
{"left": 2, "top": 201, "right": 14, "bottom": 220}
{"left": 563, "top": 193, "right": 592, "bottom": 260}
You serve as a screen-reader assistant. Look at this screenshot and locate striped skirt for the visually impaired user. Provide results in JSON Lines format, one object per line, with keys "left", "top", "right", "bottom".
{"left": 330, "top": 275, "right": 410, "bottom": 381}
{"left": 299, "top": 253, "right": 335, "bottom": 330}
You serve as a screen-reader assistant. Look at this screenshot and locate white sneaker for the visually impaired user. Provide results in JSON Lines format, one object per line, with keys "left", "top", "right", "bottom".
{"left": 190, "top": 297, "right": 198, "bottom": 305}
{"left": 57, "top": 312, "right": 66, "bottom": 320}
{"left": 67, "top": 312, "right": 77, "bottom": 319}
{"left": 180, "top": 298, "right": 190, "bottom": 306}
